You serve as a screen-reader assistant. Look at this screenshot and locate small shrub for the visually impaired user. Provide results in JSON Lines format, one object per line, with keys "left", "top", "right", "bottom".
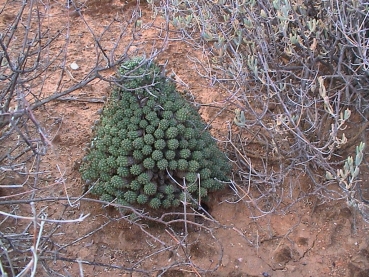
{"left": 80, "top": 57, "right": 231, "bottom": 209}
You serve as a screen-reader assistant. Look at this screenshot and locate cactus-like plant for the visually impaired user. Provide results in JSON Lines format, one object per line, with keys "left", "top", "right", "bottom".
{"left": 80, "top": 57, "right": 231, "bottom": 209}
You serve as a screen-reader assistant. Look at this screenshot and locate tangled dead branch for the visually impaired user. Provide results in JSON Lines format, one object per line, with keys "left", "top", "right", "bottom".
{"left": 158, "top": 0, "right": 369, "bottom": 219}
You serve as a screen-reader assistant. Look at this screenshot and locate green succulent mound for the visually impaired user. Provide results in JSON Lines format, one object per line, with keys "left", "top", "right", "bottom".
{"left": 80, "top": 57, "right": 231, "bottom": 209}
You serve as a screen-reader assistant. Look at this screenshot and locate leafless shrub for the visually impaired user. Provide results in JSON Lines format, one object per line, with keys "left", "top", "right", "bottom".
{"left": 0, "top": 201, "right": 88, "bottom": 276}
{"left": 156, "top": 0, "right": 369, "bottom": 217}
{"left": 0, "top": 195, "right": 225, "bottom": 276}
{"left": 0, "top": 0, "right": 229, "bottom": 275}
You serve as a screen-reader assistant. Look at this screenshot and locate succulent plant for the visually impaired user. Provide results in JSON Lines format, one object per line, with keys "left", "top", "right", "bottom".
{"left": 80, "top": 57, "right": 231, "bottom": 210}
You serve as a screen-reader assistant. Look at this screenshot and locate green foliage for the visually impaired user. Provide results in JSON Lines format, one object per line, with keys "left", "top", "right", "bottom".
{"left": 124, "top": 190, "right": 137, "bottom": 204}
{"left": 143, "top": 133, "right": 155, "bottom": 145}
{"left": 179, "top": 139, "right": 189, "bottom": 149}
{"left": 162, "top": 110, "right": 174, "bottom": 119}
{"left": 80, "top": 57, "right": 231, "bottom": 211}
{"left": 137, "top": 172, "right": 150, "bottom": 184}
{"left": 130, "top": 164, "right": 143, "bottom": 176}
{"left": 192, "top": 150, "right": 203, "bottom": 161}
{"left": 132, "top": 149, "right": 144, "bottom": 161}
{"left": 175, "top": 107, "right": 189, "bottom": 122}
{"left": 188, "top": 160, "right": 200, "bottom": 172}
{"left": 162, "top": 199, "right": 172, "bottom": 209}
{"left": 117, "top": 166, "right": 130, "bottom": 177}
{"left": 145, "top": 125, "right": 155, "bottom": 134}
{"left": 127, "top": 130, "right": 140, "bottom": 140}
{"left": 172, "top": 198, "right": 181, "bottom": 207}
{"left": 130, "top": 180, "right": 142, "bottom": 191}
{"left": 188, "top": 138, "right": 197, "bottom": 150}
{"left": 116, "top": 156, "right": 132, "bottom": 167}
{"left": 154, "top": 129, "right": 165, "bottom": 139}
{"left": 168, "top": 160, "right": 178, "bottom": 170}
{"left": 185, "top": 172, "right": 198, "bottom": 184}
{"left": 152, "top": 149, "right": 164, "bottom": 161}
{"left": 167, "top": 139, "right": 179, "bottom": 150}
{"left": 100, "top": 194, "right": 114, "bottom": 203}
{"left": 179, "top": 149, "right": 191, "bottom": 159}
{"left": 143, "top": 157, "right": 155, "bottom": 169}
{"left": 144, "top": 182, "right": 157, "bottom": 195}
{"left": 111, "top": 175, "right": 127, "bottom": 189}
{"left": 137, "top": 194, "right": 148, "bottom": 204}
{"left": 132, "top": 137, "right": 144, "bottom": 149}
{"left": 163, "top": 184, "right": 175, "bottom": 195}
{"left": 154, "top": 139, "right": 166, "bottom": 150}
{"left": 139, "top": 119, "right": 149, "bottom": 129}
{"left": 166, "top": 126, "right": 178, "bottom": 139}
{"left": 165, "top": 150, "right": 176, "bottom": 160}
{"left": 177, "top": 159, "right": 188, "bottom": 171}
{"left": 141, "top": 145, "right": 153, "bottom": 156}
{"left": 121, "top": 139, "right": 132, "bottom": 151}
{"left": 106, "top": 156, "right": 117, "bottom": 168}
{"left": 157, "top": 159, "right": 169, "bottom": 170}
{"left": 159, "top": 119, "right": 170, "bottom": 130}
{"left": 146, "top": 111, "right": 158, "bottom": 122}
{"left": 149, "top": 198, "right": 161, "bottom": 209}
{"left": 200, "top": 168, "right": 211, "bottom": 179}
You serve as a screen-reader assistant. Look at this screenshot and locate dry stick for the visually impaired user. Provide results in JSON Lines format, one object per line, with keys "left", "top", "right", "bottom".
{"left": 197, "top": 173, "right": 201, "bottom": 208}
{"left": 0, "top": 135, "right": 30, "bottom": 164}
{"left": 230, "top": 131, "right": 282, "bottom": 162}
{"left": 131, "top": 217, "right": 168, "bottom": 246}
{"left": 256, "top": 229, "right": 259, "bottom": 257}
{"left": 0, "top": 259, "right": 8, "bottom": 277}
{"left": 42, "top": 255, "right": 146, "bottom": 273}
{"left": 77, "top": 259, "right": 84, "bottom": 277}
{"left": 2, "top": 200, "right": 220, "bottom": 275}
{"left": 130, "top": 239, "right": 178, "bottom": 271}
{"left": 0, "top": 196, "right": 215, "bottom": 231}
{"left": 16, "top": 202, "right": 38, "bottom": 277}
{"left": 0, "top": 180, "right": 61, "bottom": 200}
{"left": 37, "top": 205, "right": 72, "bottom": 254}
{"left": 229, "top": 180, "right": 281, "bottom": 218}
{"left": 271, "top": 220, "right": 301, "bottom": 258}
{"left": 31, "top": 202, "right": 40, "bottom": 277}
{"left": 56, "top": 96, "right": 105, "bottom": 103}
{"left": 178, "top": 179, "right": 202, "bottom": 277}
{"left": 0, "top": 239, "right": 15, "bottom": 276}
{"left": 28, "top": 53, "right": 164, "bottom": 112}
{"left": 182, "top": 177, "right": 189, "bottom": 243}
{"left": 229, "top": 180, "right": 258, "bottom": 206}
{"left": 56, "top": 163, "right": 79, "bottom": 208}
{"left": 10, "top": 120, "right": 38, "bottom": 155}
{"left": 0, "top": 210, "right": 89, "bottom": 223}
{"left": 31, "top": 214, "right": 46, "bottom": 277}
{"left": 165, "top": 228, "right": 181, "bottom": 244}
{"left": 7, "top": 211, "right": 175, "bottom": 275}
{"left": 57, "top": 219, "right": 111, "bottom": 252}
{"left": 231, "top": 227, "right": 254, "bottom": 246}
{"left": 338, "top": 121, "right": 369, "bottom": 152}
{"left": 164, "top": 228, "right": 202, "bottom": 277}
{"left": 186, "top": 263, "right": 201, "bottom": 277}
{"left": 30, "top": 72, "right": 101, "bottom": 110}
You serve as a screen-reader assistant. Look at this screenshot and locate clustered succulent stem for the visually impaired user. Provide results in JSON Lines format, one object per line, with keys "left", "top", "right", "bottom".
{"left": 80, "top": 57, "right": 231, "bottom": 210}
